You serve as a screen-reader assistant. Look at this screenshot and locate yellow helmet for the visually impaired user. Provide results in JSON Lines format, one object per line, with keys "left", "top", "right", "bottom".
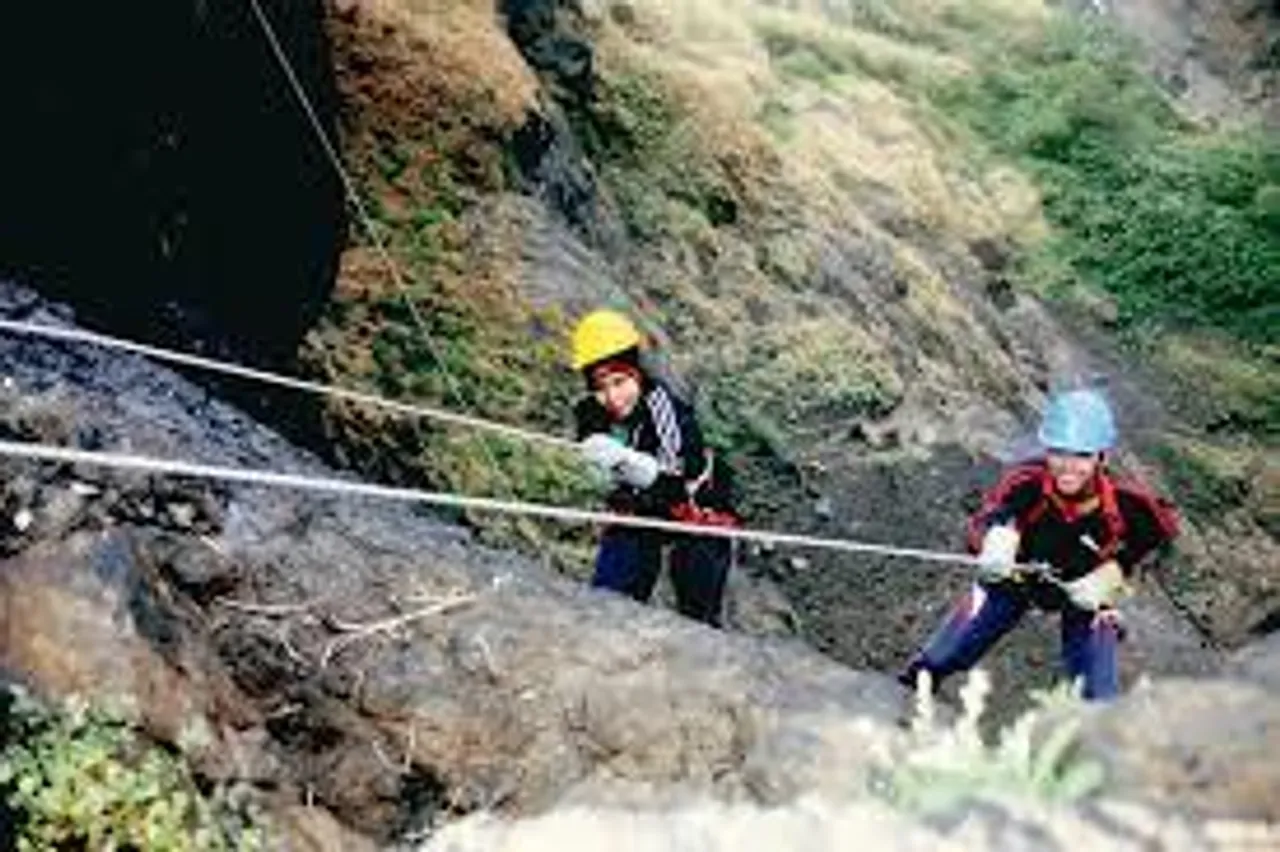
{"left": 570, "top": 309, "right": 643, "bottom": 371}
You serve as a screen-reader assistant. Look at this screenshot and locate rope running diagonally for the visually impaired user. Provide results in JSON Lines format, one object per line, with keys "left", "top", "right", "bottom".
{"left": 0, "top": 317, "right": 575, "bottom": 451}
{"left": 0, "top": 318, "right": 1057, "bottom": 582}
{"left": 246, "top": 0, "right": 519, "bottom": 494}
{"left": 0, "top": 439, "right": 1000, "bottom": 569}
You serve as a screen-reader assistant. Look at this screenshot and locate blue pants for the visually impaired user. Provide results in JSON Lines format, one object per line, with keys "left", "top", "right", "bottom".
{"left": 899, "top": 581, "right": 1122, "bottom": 700}
{"left": 592, "top": 526, "right": 731, "bottom": 627}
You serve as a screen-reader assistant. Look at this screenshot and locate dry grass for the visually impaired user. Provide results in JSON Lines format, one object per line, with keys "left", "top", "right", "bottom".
{"left": 332, "top": 0, "right": 537, "bottom": 132}
{"left": 592, "top": 0, "right": 1046, "bottom": 242}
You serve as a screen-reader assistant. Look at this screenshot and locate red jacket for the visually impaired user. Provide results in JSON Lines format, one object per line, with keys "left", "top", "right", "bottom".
{"left": 967, "top": 460, "right": 1179, "bottom": 582}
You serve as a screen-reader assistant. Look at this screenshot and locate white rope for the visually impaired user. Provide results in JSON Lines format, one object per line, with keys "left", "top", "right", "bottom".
{"left": 0, "top": 317, "right": 575, "bottom": 451}
{"left": 0, "top": 439, "right": 992, "bottom": 568}
{"left": 246, "top": 0, "right": 518, "bottom": 492}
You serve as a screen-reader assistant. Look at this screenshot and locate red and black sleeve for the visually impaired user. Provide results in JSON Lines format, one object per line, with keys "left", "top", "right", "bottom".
{"left": 1113, "top": 481, "right": 1180, "bottom": 570}
{"left": 965, "top": 463, "right": 1046, "bottom": 553}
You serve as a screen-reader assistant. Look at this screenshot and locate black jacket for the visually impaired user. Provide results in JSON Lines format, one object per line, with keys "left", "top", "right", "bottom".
{"left": 575, "top": 378, "right": 735, "bottom": 519}
{"left": 967, "top": 460, "right": 1179, "bottom": 583}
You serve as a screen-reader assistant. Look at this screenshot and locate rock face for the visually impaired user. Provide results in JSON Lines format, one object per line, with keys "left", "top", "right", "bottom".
{"left": 1077, "top": 678, "right": 1280, "bottom": 822}
{"left": 4, "top": 287, "right": 1280, "bottom": 848}
{"left": 0, "top": 0, "right": 343, "bottom": 364}
{"left": 1069, "top": 0, "right": 1280, "bottom": 125}
{"left": 0, "top": 283, "right": 906, "bottom": 843}
{"left": 421, "top": 793, "right": 1245, "bottom": 852}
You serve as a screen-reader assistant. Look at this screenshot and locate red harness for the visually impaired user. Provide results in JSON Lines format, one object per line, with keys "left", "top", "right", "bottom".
{"left": 670, "top": 448, "right": 741, "bottom": 528}
{"left": 670, "top": 500, "right": 741, "bottom": 528}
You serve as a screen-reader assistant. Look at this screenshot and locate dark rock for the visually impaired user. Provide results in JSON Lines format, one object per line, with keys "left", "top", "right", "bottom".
{"left": 159, "top": 537, "right": 242, "bottom": 602}
{"left": 968, "top": 237, "right": 1012, "bottom": 272}
{"left": 0, "top": 0, "right": 344, "bottom": 367}
{"left": 984, "top": 276, "right": 1017, "bottom": 311}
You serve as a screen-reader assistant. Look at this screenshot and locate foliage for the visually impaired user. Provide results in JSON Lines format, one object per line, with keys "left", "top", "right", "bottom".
{"left": 935, "top": 18, "right": 1280, "bottom": 344}
{"left": 881, "top": 669, "right": 1106, "bottom": 814}
{"left": 756, "top": 22, "right": 925, "bottom": 90}
{"left": 579, "top": 66, "right": 740, "bottom": 238}
{"left": 1149, "top": 440, "right": 1249, "bottom": 517}
{"left": 0, "top": 688, "right": 263, "bottom": 851}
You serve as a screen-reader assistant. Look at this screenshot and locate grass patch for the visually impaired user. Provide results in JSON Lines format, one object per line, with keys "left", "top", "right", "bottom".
{"left": 580, "top": 64, "right": 742, "bottom": 239}
{"left": 1158, "top": 335, "right": 1280, "bottom": 436}
{"left": 731, "top": 319, "right": 904, "bottom": 429}
{"left": 1149, "top": 438, "right": 1250, "bottom": 518}
{"left": 934, "top": 17, "right": 1280, "bottom": 344}
{"left": 755, "top": 17, "right": 953, "bottom": 92}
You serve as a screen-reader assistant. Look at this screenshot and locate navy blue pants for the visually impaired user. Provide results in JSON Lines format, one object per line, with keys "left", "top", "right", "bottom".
{"left": 899, "top": 580, "right": 1122, "bottom": 700}
{"left": 591, "top": 526, "right": 731, "bottom": 627}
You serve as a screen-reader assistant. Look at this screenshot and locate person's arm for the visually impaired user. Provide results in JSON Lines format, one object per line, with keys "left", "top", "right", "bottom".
{"left": 965, "top": 465, "right": 1044, "bottom": 553}
{"left": 1114, "top": 486, "right": 1180, "bottom": 573}
{"left": 629, "top": 385, "right": 697, "bottom": 511}
{"left": 1062, "top": 482, "right": 1179, "bottom": 612}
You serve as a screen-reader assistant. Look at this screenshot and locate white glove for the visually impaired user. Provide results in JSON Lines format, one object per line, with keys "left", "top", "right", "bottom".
{"left": 976, "top": 524, "right": 1020, "bottom": 582}
{"left": 615, "top": 447, "right": 660, "bottom": 488}
{"left": 580, "top": 434, "right": 629, "bottom": 473}
{"left": 579, "top": 435, "right": 660, "bottom": 489}
{"left": 1065, "top": 560, "right": 1131, "bottom": 611}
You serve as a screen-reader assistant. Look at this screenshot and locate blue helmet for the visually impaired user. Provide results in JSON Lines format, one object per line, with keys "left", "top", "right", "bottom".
{"left": 1038, "top": 388, "right": 1117, "bottom": 454}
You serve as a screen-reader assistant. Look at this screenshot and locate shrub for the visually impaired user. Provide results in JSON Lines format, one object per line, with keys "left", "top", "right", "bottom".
{"left": 0, "top": 688, "right": 263, "bottom": 851}
{"left": 881, "top": 669, "right": 1106, "bottom": 814}
{"left": 937, "top": 18, "right": 1280, "bottom": 344}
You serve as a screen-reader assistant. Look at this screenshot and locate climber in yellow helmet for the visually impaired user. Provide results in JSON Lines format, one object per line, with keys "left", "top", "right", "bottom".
{"left": 570, "top": 309, "right": 739, "bottom": 627}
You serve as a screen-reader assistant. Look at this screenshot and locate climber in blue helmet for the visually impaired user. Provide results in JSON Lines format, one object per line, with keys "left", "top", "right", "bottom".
{"left": 898, "top": 388, "right": 1180, "bottom": 701}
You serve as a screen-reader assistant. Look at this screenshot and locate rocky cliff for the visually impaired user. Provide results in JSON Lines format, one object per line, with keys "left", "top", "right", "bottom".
{"left": 1, "top": 0, "right": 1278, "bottom": 847}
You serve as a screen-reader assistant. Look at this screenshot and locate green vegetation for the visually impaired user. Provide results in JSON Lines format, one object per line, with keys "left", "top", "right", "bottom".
{"left": 312, "top": 131, "right": 600, "bottom": 558}
{"left": 579, "top": 66, "right": 740, "bottom": 239}
{"left": 1149, "top": 439, "right": 1249, "bottom": 517}
{"left": 0, "top": 689, "right": 262, "bottom": 851}
{"left": 935, "top": 19, "right": 1280, "bottom": 344}
{"left": 883, "top": 669, "right": 1105, "bottom": 814}
{"left": 756, "top": 22, "right": 932, "bottom": 91}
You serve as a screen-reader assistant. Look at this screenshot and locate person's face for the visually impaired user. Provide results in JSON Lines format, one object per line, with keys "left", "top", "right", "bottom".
{"left": 1046, "top": 450, "right": 1102, "bottom": 497}
{"left": 593, "top": 367, "right": 642, "bottom": 420}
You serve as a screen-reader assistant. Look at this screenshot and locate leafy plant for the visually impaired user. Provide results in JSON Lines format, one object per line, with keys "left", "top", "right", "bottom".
{"left": 882, "top": 669, "right": 1106, "bottom": 814}
{"left": 936, "top": 18, "right": 1280, "bottom": 344}
{"left": 0, "top": 688, "right": 263, "bottom": 851}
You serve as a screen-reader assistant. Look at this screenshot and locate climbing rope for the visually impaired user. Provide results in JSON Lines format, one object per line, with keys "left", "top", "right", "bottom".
{"left": 0, "top": 439, "right": 996, "bottom": 569}
{"left": 248, "top": 0, "right": 692, "bottom": 403}
{"left": 0, "top": 317, "right": 1055, "bottom": 577}
{"left": 0, "top": 317, "right": 1070, "bottom": 581}
{"left": 247, "top": 0, "right": 520, "bottom": 496}
{"left": 0, "top": 318, "right": 575, "bottom": 451}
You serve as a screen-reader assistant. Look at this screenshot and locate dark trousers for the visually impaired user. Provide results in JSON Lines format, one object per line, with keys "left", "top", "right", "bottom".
{"left": 591, "top": 526, "right": 731, "bottom": 627}
{"left": 899, "top": 580, "right": 1122, "bottom": 700}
